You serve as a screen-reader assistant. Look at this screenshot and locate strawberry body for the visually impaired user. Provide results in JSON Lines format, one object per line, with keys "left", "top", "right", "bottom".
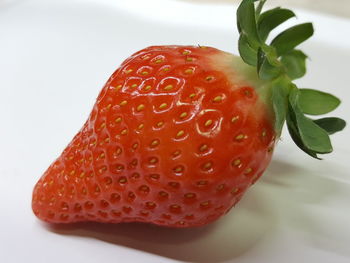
{"left": 32, "top": 46, "right": 275, "bottom": 227}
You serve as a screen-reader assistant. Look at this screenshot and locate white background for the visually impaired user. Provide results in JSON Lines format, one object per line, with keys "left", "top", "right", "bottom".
{"left": 0, "top": 0, "right": 349, "bottom": 262}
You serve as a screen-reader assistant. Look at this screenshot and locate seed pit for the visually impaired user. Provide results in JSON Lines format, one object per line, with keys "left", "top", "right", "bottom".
{"left": 111, "top": 210, "right": 121, "bottom": 217}
{"left": 179, "top": 112, "right": 188, "bottom": 119}
{"left": 185, "top": 214, "right": 194, "bottom": 220}
{"left": 115, "top": 164, "right": 125, "bottom": 172}
{"left": 118, "top": 176, "right": 127, "bottom": 184}
{"left": 113, "top": 147, "right": 122, "bottom": 158}
{"left": 202, "top": 161, "right": 213, "bottom": 171}
{"left": 231, "top": 188, "right": 239, "bottom": 195}
{"left": 204, "top": 119, "right": 213, "bottom": 127}
{"left": 98, "top": 210, "right": 108, "bottom": 218}
{"left": 110, "top": 193, "right": 121, "bottom": 203}
{"left": 136, "top": 104, "right": 145, "bottom": 112}
{"left": 144, "top": 85, "right": 152, "bottom": 91}
{"left": 243, "top": 87, "right": 254, "bottom": 98}
{"left": 145, "top": 201, "right": 156, "bottom": 209}
{"left": 244, "top": 167, "right": 253, "bottom": 175}
{"left": 148, "top": 157, "right": 158, "bottom": 165}
{"left": 231, "top": 116, "right": 240, "bottom": 123}
{"left": 138, "top": 66, "right": 152, "bottom": 76}
{"left": 128, "top": 192, "right": 136, "bottom": 202}
{"left": 159, "top": 103, "right": 168, "bottom": 110}
{"left": 172, "top": 150, "right": 181, "bottom": 158}
{"left": 129, "top": 159, "right": 138, "bottom": 167}
{"left": 81, "top": 187, "right": 87, "bottom": 195}
{"left": 114, "top": 84, "right": 122, "bottom": 91}
{"left": 184, "top": 193, "right": 196, "bottom": 199}
{"left": 169, "top": 204, "right": 181, "bottom": 213}
{"left": 115, "top": 117, "right": 122, "bottom": 123}
{"left": 122, "top": 206, "right": 132, "bottom": 214}
{"left": 168, "top": 182, "right": 180, "bottom": 189}
{"left": 138, "top": 185, "right": 150, "bottom": 194}
{"left": 235, "top": 134, "right": 247, "bottom": 141}
{"left": 103, "top": 177, "right": 113, "bottom": 185}
{"left": 47, "top": 211, "right": 55, "bottom": 219}
{"left": 150, "top": 139, "right": 160, "bottom": 148}
{"left": 159, "top": 191, "right": 169, "bottom": 198}
{"left": 156, "top": 121, "right": 164, "bottom": 128}
{"left": 60, "top": 214, "right": 69, "bottom": 221}
{"left": 232, "top": 159, "right": 242, "bottom": 167}
{"left": 162, "top": 213, "right": 172, "bottom": 220}
{"left": 176, "top": 130, "right": 185, "bottom": 138}
{"left": 200, "top": 201, "right": 211, "bottom": 209}
{"left": 84, "top": 201, "right": 94, "bottom": 210}
{"left": 164, "top": 84, "right": 173, "bottom": 91}
{"left": 120, "top": 128, "right": 128, "bottom": 135}
{"left": 196, "top": 180, "right": 209, "bottom": 187}
{"left": 206, "top": 76, "right": 214, "bottom": 81}
{"left": 185, "top": 68, "right": 194, "bottom": 74}
{"left": 199, "top": 144, "right": 209, "bottom": 152}
{"left": 119, "top": 100, "right": 128, "bottom": 106}
{"left": 131, "top": 172, "right": 140, "bottom": 180}
{"left": 94, "top": 185, "right": 101, "bottom": 195}
{"left": 60, "top": 202, "right": 69, "bottom": 211}
{"left": 173, "top": 165, "right": 184, "bottom": 173}
{"left": 100, "top": 200, "right": 109, "bottom": 208}
{"left": 98, "top": 165, "right": 107, "bottom": 174}
{"left": 216, "top": 184, "right": 226, "bottom": 192}
{"left": 149, "top": 174, "right": 160, "bottom": 181}
{"left": 131, "top": 143, "right": 139, "bottom": 151}
{"left": 213, "top": 95, "right": 223, "bottom": 103}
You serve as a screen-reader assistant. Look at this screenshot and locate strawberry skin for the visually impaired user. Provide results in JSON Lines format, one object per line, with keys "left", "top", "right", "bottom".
{"left": 32, "top": 46, "right": 275, "bottom": 227}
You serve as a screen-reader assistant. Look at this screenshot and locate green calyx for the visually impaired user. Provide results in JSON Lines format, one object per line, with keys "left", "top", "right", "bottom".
{"left": 237, "top": 0, "right": 346, "bottom": 159}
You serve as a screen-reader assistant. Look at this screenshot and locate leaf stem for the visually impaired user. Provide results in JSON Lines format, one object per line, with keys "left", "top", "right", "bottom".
{"left": 255, "top": 0, "right": 267, "bottom": 17}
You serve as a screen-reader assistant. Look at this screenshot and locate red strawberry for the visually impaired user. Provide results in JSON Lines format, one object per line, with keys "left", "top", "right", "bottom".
{"left": 32, "top": 0, "right": 345, "bottom": 227}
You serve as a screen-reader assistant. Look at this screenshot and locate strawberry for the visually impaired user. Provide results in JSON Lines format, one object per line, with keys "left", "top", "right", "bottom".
{"left": 32, "top": 0, "right": 345, "bottom": 227}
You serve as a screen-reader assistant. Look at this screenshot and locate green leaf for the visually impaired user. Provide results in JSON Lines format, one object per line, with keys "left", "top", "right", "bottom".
{"left": 271, "top": 23, "right": 314, "bottom": 56}
{"left": 257, "top": 47, "right": 282, "bottom": 80}
{"left": 271, "top": 76, "right": 291, "bottom": 135}
{"left": 314, "top": 117, "right": 346, "bottom": 135}
{"left": 281, "top": 50, "right": 308, "bottom": 80}
{"left": 288, "top": 86, "right": 333, "bottom": 154}
{"left": 258, "top": 7, "right": 296, "bottom": 42}
{"left": 237, "top": 0, "right": 261, "bottom": 49}
{"left": 299, "top": 89, "right": 341, "bottom": 115}
{"left": 238, "top": 34, "right": 258, "bottom": 66}
{"left": 286, "top": 110, "right": 320, "bottom": 159}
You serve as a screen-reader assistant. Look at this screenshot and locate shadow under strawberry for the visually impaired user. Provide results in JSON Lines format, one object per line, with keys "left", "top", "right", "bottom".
{"left": 42, "top": 171, "right": 281, "bottom": 262}
{"left": 43, "top": 204, "right": 275, "bottom": 262}
{"left": 43, "top": 158, "right": 349, "bottom": 262}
